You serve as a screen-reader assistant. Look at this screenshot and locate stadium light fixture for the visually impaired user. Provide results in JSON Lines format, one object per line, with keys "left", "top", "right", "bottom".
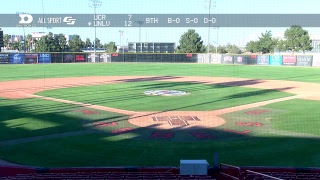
{"left": 89, "top": 0, "right": 102, "bottom": 61}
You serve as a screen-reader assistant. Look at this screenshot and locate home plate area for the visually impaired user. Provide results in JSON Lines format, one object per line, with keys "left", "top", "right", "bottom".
{"left": 128, "top": 112, "right": 225, "bottom": 129}
{"left": 152, "top": 116, "right": 200, "bottom": 126}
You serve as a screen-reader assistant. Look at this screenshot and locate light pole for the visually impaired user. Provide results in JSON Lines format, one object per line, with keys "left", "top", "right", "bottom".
{"left": 214, "top": 27, "right": 219, "bottom": 54}
{"left": 205, "top": 0, "right": 216, "bottom": 53}
{"left": 23, "top": 26, "right": 26, "bottom": 52}
{"left": 89, "top": 0, "right": 102, "bottom": 60}
{"left": 119, "top": 30, "right": 123, "bottom": 53}
{"left": 134, "top": 21, "right": 144, "bottom": 43}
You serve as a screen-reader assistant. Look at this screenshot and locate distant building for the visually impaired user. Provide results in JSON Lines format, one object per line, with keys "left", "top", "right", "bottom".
{"left": 128, "top": 42, "right": 175, "bottom": 53}
{"left": 81, "top": 47, "right": 106, "bottom": 53}
{"left": 116, "top": 45, "right": 128, "bottom": 53}
{"left": 311, "top": 39, "right": 320, "bottom": 53}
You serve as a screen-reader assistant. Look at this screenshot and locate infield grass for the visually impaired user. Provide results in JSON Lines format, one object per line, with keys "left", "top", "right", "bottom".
{"left": 37, "top": 81, "right": 292, "bottom": 111}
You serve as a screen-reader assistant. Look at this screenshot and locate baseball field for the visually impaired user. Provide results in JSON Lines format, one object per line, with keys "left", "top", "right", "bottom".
{"left": 0, "top": 63, "right": 320, "bottom": 168}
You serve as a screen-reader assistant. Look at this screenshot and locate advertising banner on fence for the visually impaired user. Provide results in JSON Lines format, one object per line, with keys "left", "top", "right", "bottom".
{"left": 38, "top": 53, "right": 51, "bottom": 63}
{"left": 0, "top": 54, "right": 10, "bottom": 64}
{"left": 282, "top": 55, "right": 297, "bottom": 66}
{"left": 197, "top": 54, "right": 210, "bottom": 63}
{"left": 88, "top": 53, "right": 100, "bottom": 62}
{"left": 210, "top": 54, "right": 222, "bottom": 64}
{"left": 312, "top": 54, "right": 320, "bottom": 67}
{"left": 296, "top": 55, "right": 312, "bottom": 66}
{"left": 269, "top": 55, "right": 282, "bottom": 66}
{"left": 51, "top": 53, "right": 63, "bottom": 63}
{"left": 63, "top": 54, "right": 75, "bottom": 63}
{"left": 233, "top": 55, "right": 247, "bottom": 65}
{"left": 247, "top": 55, "right": 257, "bottom": 65}
{"left": 257, "top": 55, "right": 270, "bottom": 65}
{"left": 221, "top": 55, "right": 234, "bottom": 64}
{"left": 24, "top": 54, "right": 38, "bottom": 64}
{"left": 9, "top": 53, "right": 25, "bottom": 64}
{"left": 75, "top": 54, "right": 86, "bottom": 62}
{"left": 100, "top": 53, "right": 111, "bottom": 62}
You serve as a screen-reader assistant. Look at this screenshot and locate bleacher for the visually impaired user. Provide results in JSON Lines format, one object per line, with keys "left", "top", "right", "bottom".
{"left": 218, "top": 163, "right": 320, "bottom": 180}
{"left": 2, "top": 163, "right": 320, "bottom": 180}
{"left": 0, "top": 166, "right": 215, "bottom": 180}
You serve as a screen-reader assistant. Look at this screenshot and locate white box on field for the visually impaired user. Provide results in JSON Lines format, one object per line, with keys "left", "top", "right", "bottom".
{"left": 180, "top": 160, "right": 208, "bottom": 175}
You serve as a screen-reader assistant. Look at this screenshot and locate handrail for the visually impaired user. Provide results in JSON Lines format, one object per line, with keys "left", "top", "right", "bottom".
{"left": 246, "top": 170, "right": 284, "bottom": 180}
{"left": 219, "top": 163, "right": 241, "bottom": 179}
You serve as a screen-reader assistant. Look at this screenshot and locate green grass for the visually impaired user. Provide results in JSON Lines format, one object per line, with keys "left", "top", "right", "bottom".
{"left": 264, "top": 99, "right": 320, "bottom": 135}
{"left": 0, "top": 98, "right": 127, "bottom": 141}
{"left": 37, "top": 81, "right": 292, "bottom": 111}
{"left": 1, "top": 133, "right": 320, "bottom": 167}
{"left": 0, "top": 63, "right": 319, "bottom": 83}
{"left": 1, "top": 63, "right": 320, "bottom": 167}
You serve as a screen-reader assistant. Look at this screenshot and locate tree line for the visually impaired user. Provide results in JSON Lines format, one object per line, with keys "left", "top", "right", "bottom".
{"left": 177, "top": 25, "right": 313, "bottom": 54}
{"left": 3, "top": 32, "right": 117, "bottom": 53}
{"left": 3, "top": 25, "right": 313, "bottom": 54}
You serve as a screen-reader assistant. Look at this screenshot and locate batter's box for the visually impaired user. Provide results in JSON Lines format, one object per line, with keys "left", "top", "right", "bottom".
{"left": 153, "top": 116, "right": 170, "bottom": 121}
{"left": 170, "top": 119, "right": 188, "bottom": 126}
{"left": 180, "top": 116, "right": 200, "bottom": 121}
{"left": 152, "top": 116, "right": 200, "bottom": 126}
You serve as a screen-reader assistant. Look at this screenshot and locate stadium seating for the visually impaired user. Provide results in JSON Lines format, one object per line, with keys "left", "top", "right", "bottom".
{"left": 2, "top": 163, "right": 320, "bottom": 180}
{"left": 0, "top": 166, "right": 215, "bottom": 179}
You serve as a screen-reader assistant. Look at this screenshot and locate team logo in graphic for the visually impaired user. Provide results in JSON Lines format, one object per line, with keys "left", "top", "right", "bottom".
{"left": 144, "top": 90, "right": 188, "bottom": 96}
{"left": 18, "top": 14, "right": 33, "bottom": 24}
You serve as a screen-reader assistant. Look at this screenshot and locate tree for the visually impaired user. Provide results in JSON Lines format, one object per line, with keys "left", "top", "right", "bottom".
{"left": 34, "top": 36, "right": 49, "bottom": 52}
{"left": 55, "top": 33, "right": 68, "bottom": 52}
{"left": 34, "top": 32, "right": 60, "bottom": 52}
{"left": 25, "top": 34, "right": 32, "bottom": 52}
{"left": 226, "top": 44, "right": 242, "bottom": 54}
{"left": 68, "top": 35, "right": 84, "bottom": 52}
{"left": 280, "top": 25, "right": 312, "bottom": 53}
{"left": 103, "top": 41, "right": 117, "bottom": 53}
{"left": 10, "top": 41, "right": 23, "bottom": 51}
{"left": 245, "top": 41, "right": 259, "bottom": 53}
{"left": 94, "top": 38, "right": 102, "bottom": 48}
{"left": 177, "top": 29, "right": 206, "bottom": 53}
{"left": 3, "top": 34, "right": 10, "bottom": 49}
{"left": 84, "top": 38, "right": 92, "bottom": 48}
{"left": 257, "top": 31, "right": 278, "bottom": 53}
{"left": 217, "top": 45, "right": 227, "bottom": 54}
{"left": 245, "top": 31, "right": 277, "bottom": 53}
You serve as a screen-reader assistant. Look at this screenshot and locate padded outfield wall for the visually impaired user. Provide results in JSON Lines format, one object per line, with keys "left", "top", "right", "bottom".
{"left": 0, "top": 53, "right": 318, "bottom": 67}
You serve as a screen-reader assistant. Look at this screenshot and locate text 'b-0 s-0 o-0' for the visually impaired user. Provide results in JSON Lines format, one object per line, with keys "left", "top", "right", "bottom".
{"left": 7, "top": 13, "right": 320, "bottom": 27}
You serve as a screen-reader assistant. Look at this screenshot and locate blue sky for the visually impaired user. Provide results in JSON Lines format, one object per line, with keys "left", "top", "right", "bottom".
{"left": 2, "top": 0, "right": 320, "bottom": 47}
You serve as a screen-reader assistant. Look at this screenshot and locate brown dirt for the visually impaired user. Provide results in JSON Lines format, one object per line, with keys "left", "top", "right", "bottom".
{"left": 0, "top": 76, "right": 320, "bottom": 130}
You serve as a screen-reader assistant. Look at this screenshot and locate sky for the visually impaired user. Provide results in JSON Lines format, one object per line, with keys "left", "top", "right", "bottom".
{"left": 2, "top": 0, "right": 320, "bottom": 47}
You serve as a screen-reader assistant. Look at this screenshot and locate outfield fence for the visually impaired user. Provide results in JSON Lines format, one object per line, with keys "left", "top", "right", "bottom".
{"left": 0, "top": 52, "right": 319, "bottom": 67}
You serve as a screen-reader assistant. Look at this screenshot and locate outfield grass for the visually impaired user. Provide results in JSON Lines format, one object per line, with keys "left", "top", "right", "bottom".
{"left": 37, "top": 81, "right": 292, "bottom": 111}
{"left": 0, "top": 63, "right": 320, "bottom": 83}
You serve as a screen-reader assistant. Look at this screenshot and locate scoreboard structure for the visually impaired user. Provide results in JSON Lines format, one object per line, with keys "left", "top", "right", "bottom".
{"left": 2, "top": 14, "right": 320, "bottom": 27}
{"left": 128, "top": 42, "right": 175, "bottom": 53}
